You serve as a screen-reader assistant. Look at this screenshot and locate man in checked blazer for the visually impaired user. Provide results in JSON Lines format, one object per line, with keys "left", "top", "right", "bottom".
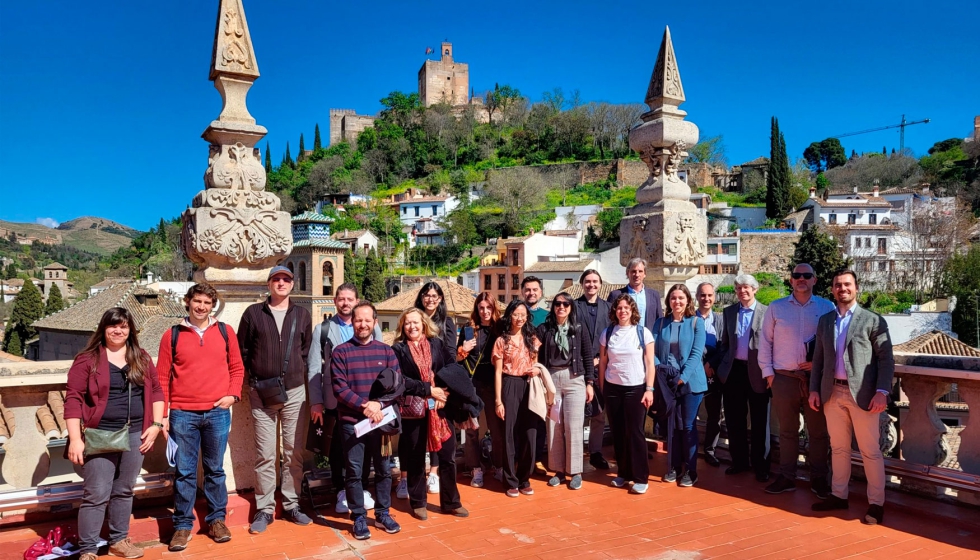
{"left": 809, "top": 270, "right": 894, "bottom": 526}
{"left": 716, "top": 274, "right": 770, "bottom": 482}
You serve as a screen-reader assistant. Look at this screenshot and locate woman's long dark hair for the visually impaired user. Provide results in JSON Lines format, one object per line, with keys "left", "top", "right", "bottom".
{"left": 415, "top": 281, "right": 447, "bottom": 328}
{"left": 543, "top": 292, "right": 577, "bottom": 332}
{"left": 498, "top": 299, "right": 537, "bottom": 354}
{"left": 78, "top": 307, "right": 148, "bottom": 386}
{"left": 469, "top": 291, "right": 500, "bottom": 332}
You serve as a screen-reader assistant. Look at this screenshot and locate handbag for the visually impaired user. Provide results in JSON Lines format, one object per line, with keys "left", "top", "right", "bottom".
{"left": 250, "top": 316, "right": 296, "bottom": 408}
{"left": 83, "top": 377, "right": 131, "bottom": 457}
{"left": 398, "top": 395, "right": 427, "bottom": 419}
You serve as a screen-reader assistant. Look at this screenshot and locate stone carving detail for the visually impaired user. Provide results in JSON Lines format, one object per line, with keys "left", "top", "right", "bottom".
{"left": 645, "top": 26, "right": 686, "bottom": 109}
{"left": 621, "top": 217, "right": 656, "bottom": 260}
{"left": 218, "top": 6, "right": 252, "bottom": 73}
{"left": 184, "top": 208, "right": 290, "bottom": 268}
{"left": 664, "top": 142, "right": 686, "bottom": 182}
{"left": 900, "top": 376, "right": 951, "bottom": 466}
{"left": 205, "top": 142, "right": 267, "bottom": 191}
{"left": 665, "top": 214, "right": 706, "bottom": 266}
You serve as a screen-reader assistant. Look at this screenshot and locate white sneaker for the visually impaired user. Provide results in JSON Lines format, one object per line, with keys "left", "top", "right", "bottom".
{"left": 630, "top": 483, "right": 649, "bottom": 494}
{"left": 471, "top": 468, "right": 484, "bottom": 488}
{"left": 363, "top": 490, "right": 375, "bottom": 509}
{"left": 396, "top": 478, "right": 409, "bottom": 499}
{"left": 335, "top": 490, "right": 348, "bottom": 514}
{"left": 427, "top": 472, "right": 439, "bottom": 494}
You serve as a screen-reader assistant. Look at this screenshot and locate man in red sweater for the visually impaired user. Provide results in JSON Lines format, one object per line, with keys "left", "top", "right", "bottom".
{"left": 156, "top": 283, "right": 244, "bottom": 552}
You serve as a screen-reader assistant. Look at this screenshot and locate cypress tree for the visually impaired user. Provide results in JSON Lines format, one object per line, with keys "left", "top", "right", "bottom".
{"left": 343, "top": 249, "right": 358, "bottom": 288}
{"left": 298, "top": 134, "right": 306, "bottom": 161}
{"left": 766, "top": 117, "right": 792, "bottom": 219}
{"left": 882, "top": 146, "right": 887, "bottom": 156}
{"left": 265, "top": 143, "right": 272, "bottom": 172}
{"left": 7, "top": 330, "right": 22, "bottom": 357}
{"left": 361, "top": 251, "right": 386, "bottom": 304}
{"left": 285, "top": 142, "right": 294, "bottom": 168}
{"left": 11, "top": 280, "right": 44, "bottom": 343}
{"left": 314, "top": 124, "right": 322, "bottom": 152}
{"left": 158, "top": 218, "right": 168, "bottom": 243}
{"left": 44, "top": 283, "right": 65, "bottom": 316}
{"left": 792, "top": 227, "right": 851, "bottom": 299}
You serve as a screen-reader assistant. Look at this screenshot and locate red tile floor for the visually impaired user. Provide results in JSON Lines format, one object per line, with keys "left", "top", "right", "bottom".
{"left": 3, "top": 448, "right": 978, "bottom": 559}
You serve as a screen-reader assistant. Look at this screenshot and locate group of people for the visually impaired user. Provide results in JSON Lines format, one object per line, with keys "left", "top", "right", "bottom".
{"left": 62, "top": 257, "right": 895, "bottom": 559}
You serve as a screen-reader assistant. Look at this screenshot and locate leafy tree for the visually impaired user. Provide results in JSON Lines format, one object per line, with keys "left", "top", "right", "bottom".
{"left": 803, "top": 138, "right": 847, "bottom": 173}
{"left": 6, "top": 330, "right": 22, "bottom": 356}
{"left": 44, "top": 283, "right": 64, "bottom": 316}
{"left": 265, "top": 143, "right": 272, "bottom": 173}
{"left": 360, "top": 250, "right": 386, "bottom": 304}
{"left": 766, "top": 117, "right": 792, "bottom": 219}
{"left": 584, "top": 225, "right": 600, "bottom": 250}
{"left": 443, "top": 206, "right": 479, "bottom": 246}
{"left": 484, "top": 83, "right": 522, "bottom": 125}
{"left": 941, "top": 243, "right": 980, "bottom": 347}
{"left": 791, "top": 227, "right": 851, "bottom": 299}
{"left": 484, "top": 168, "right": 545, "bottom": 236}
{"left": 595, "top": 208, "right": 624, "bottom": 242}
{"left": 314, "top": 123, "right": 322, "bottom": 152}
{"left": 929, "top": 138, "right": 963, "bottom": 155}
{"left": 686, "top": 135, "right": 727, "bottom": 167}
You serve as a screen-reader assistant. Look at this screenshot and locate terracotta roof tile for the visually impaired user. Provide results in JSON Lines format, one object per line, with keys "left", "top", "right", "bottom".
{"left": 525, "top": 260, "right": 595, "bottom": 273}
{"left": 374, "top": 280, "right": 504, "bottom": 320}
{"left": 893, "top": 330, "right": 980, "bottom": 357}
{"left": 43, "top": 262, "right": 68, "bottom": 270}
{"left": 33, "top": 282, "right": 184, "bottom": 334}
{"left": 330, "top": 229, "right": 368, "bottom": 241}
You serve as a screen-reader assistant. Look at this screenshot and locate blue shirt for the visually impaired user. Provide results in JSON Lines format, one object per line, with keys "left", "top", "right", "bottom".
{"left": 834, "top": 302, "right": 857, "bottom": 380}
{"left": 627, "top": 285, "right": 647, "bottom": 322}
{"left": 698, "top": 310, "right": 717, "bottom": 350}
{"left": 735, "top": 302, "right": 757, "bottom": 361}
{"left": 332, "top": 315, "right": 354, "bottom": 344}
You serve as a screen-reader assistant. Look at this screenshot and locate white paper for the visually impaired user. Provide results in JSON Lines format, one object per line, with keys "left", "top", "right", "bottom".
{"left": 354, "top": 406, "right": 396, "bottom": 438}
{"left": 166, "top": 436, "right": 179, "bottom": 468}
{"left": 548, "top": 396, "right": 562, "bottom": 423}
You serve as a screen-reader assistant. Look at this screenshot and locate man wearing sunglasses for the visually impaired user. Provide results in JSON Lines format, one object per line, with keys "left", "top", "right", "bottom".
{"left": 758, "top": 264, "right": 835, "bottom": 498}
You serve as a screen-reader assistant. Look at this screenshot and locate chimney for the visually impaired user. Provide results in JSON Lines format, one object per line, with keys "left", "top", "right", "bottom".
{"left": 922, "top": 183, "right": 931, "bottom": 196}
{"left": 872, "top": 179, "right": 879, "bottom": 198}
{"left": 853, "top": 186, "right": 858, "bottom": 194}
{"left": 809, "top": 186, "right": 816, "bottom": 199}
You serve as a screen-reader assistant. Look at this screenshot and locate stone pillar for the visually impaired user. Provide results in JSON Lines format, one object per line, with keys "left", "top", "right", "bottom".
{"left": 179, "top": 0, "right": 292, "bottom": 492}
{"left": 621, "top": 27, "right": 706, "bottom": 294}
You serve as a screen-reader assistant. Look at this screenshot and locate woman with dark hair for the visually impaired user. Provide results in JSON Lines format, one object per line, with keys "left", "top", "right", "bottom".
{"left": 653, "top": 284, "right": 707, "bottom": 487}
{"left": 391, "top": 308, "right": 467, "bottom": 520}
{"left": 536, "top": 292, "right": 593, "bottom": 490}
{"left": 457, "top": 292, "right": 501, "bottom": 488}
{"left": 492, "top": 299, "right": 542, "bottom": 497}
{"left": 64, "top": 307, "right": 165, "bottom": 560}
{"left": 599, "top": 294, "right": 656, "bottom": 494}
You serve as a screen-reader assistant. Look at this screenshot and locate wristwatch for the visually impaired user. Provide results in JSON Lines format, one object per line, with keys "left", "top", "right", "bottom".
{"left": 152, "top": 422, "right": 164, "bottom": 429}
{"left": 645, "top": 386, "right": 655, "bottom": 392}
{"left": 232, "top": 395, "right": 241, "bottom": 403}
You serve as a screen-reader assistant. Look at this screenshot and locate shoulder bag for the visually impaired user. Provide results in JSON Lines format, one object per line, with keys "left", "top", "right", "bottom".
{"left": 83, "top": 374, "right": 131, "bottom": 457}
{"left": 250, "top": 316, "right": 296, "bottom": 408}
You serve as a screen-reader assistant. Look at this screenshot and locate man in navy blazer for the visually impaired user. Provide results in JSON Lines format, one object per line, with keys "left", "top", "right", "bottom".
{"left": 606, "top": 258, "right": 663, "bottom": 334}
{"left": 575, "top": 269, "right": 612, "bottom": 469}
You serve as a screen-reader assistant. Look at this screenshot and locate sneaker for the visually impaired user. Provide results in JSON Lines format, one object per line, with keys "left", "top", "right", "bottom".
{"left": 208, "top": 519, "right": 232, "bottom": 543}
{"left": 811, "top": 495, "right": 849, "bottom": 512}
{"left": 863, "top": 504, "right": 884, "bottom": 525}
{"left": 108, "top": 537, "right": 144, "bottom": 558}
{"left": 662, "top": 469, "right": 678, "bottom": 483}
{"left": 811, "top": 476, "right": 830, "bottom": 500}
{"left": 352, "top": 515, "right": 370, "bottom": 540}
{"left": 363, "top": 490, "right": 375, "bottom": 509}
{"left": 590, "top": 452, "right": 610, "bottom": 470}
{"left": 168, "top": 529, "right": 192, "bottom": 552}
{"left": 335, "top": 489, "right": 348, "bottom": 513}
{"left": 519, "top": 483, "right": 534, "bottom": 495}
{"left": 547, "top": 472, "right": 564, "bottom": 487}
{"left": 285, "top": 508, "right": 313, "bottom": 526}
{"left": 569, "top": 474, "right": 583, "bottom": 490}
{"left": 610, "top": 477, "right": 627, "bottom": 488}
{"left": 704, "top": 453, "right": 721, "bottom": 467}
{"left": 375, "top": 511, "right": 401, "bottom": 534}
{"left": 765, "top": 475, "right": 797, "bottom": 494}
{"left": 396, "top": 478, "right": 409, "bottom": 499}
{"left": 471, "top": 468, "right": 484, "bottom": 488}
{"left": 630, "top": 483, "right": 649, "bottom": 494}
{"left": 426, "top": 472, "right": 439, "bottom": 494}
{"left": 249, "top": 511, "right": 274, "bottom": 534}
{"left": 441, "top": 506, "right": 469, "bottom": 518}
{"left": 506, "top": 488, "right": 520, "bottom": 498}
{"left": 679, "top": 472, "right": 697, "bottom": 487}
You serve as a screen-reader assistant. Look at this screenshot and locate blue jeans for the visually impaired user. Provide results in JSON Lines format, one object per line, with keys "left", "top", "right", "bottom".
{"left": 340, "top": 421, "right": 391, "bottom": 518}
{"left": 170, "top": 407, "right": 231, "bottom": 530}
{"left": 671, "top": 392, "right": 704, "bottom": 476}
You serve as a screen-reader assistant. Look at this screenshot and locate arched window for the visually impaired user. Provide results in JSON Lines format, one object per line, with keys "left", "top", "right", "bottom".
{"left": 287, "top": 262, "right": 295, "bottom": 273}
{"left": 322, "top": 261, "right": 334, "bottom": 296}
{"left": 298, "top": 261, "right": 307, "bottom": 292}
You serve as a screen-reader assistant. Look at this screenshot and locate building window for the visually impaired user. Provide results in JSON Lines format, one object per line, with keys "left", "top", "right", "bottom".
{"left": 414, "top": 206, "right": 420, "bottom": 217}
{"left": 382, "top": 322, "right": 390, "bottom": 331}
{"left": 322, "top": 261, "right": 334, "bottom": 296}
{"left": 511, "top": 249, "right": 519, "bottom": 266}
{"left": 863, "top": 261, "right": 872, "bottom": 272}
{"left": 298, "top": 261, "right": 307, "bottom": 292}
{"left": 869, "top": 213, "right": 877, "bottom": 225}
{"left": 848, "top": 214, "right": 857, "bottom": 225}
{"left": 498, "top": 295, "right": 506, "bottom": 303}
{"left": 721, "top": 264, "right": 738, "bottom": 274}
{"left": 432, "top": 205, "right": 438, "bottom": 215}
{"left": 497, "top": 274, "right": 505, "bottom": 290}
{"left": 512, "top": 295, "right": 519, "bottom": 301}
{"left": 511, "top": 274, "right": 520, "bottom": 290}
{"left": 722, "top": 243, "right": 737, "bottom": 256}
{"left": 877, "top": 238, "right": 887, "bottom": 255}
{"left": 829, "top": 214, "right": 837, "bottom": 224}
{"left": 402, "top": 207, "right": 407, "bottom": 215}
{"left": 878, "top": 261, "right": 887, "bottom": 271}
{"left": 484, "top": 274, "right": 492, "bottom": 290}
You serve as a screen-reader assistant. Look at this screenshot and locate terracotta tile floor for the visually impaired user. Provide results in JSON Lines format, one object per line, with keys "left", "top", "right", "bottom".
{"left": 3, "top": 449, "right": 978, "bottom": 559}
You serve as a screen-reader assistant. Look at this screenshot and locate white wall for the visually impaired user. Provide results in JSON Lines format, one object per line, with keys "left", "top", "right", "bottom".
{"left": 594, "top": 246, "right": 628, "bottom": 286}
{"left": 883, "top": 311, "right": 953, "bottom": 345}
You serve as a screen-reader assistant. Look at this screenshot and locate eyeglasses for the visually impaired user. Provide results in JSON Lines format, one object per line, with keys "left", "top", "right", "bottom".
{"left": 791, "top": 272, "right": 814, "bottom": 280}
{"left": 271, "top": 277, "right": 293, "bottom": 284}
{"left": 422, "top": 294, "right": 441, "bottom": 300}
{"left": 554, "top": 301, "right": 571, "bottom": 308}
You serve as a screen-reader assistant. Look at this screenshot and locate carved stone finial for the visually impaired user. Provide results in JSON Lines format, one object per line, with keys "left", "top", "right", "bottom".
{"left": 645, "top": 26, "right": 685, "bottom": 112}
{"left": 210, "top": 0, "right": 259, "bottom": 81}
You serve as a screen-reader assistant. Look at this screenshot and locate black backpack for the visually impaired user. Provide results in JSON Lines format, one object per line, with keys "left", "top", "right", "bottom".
{"left": 170, "top": 322, "right": 229, "bottom": 364}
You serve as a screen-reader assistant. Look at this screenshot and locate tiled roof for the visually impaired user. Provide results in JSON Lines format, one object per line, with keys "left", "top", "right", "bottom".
{"left": 741, "top": 157, "right": 769, "bottom": 167}
{"left": 43, "top": 262, "right": 68, "bottom": 270}
{"left": 893, "top": 330, "right": 980, "bottom": 357}
{"left": 784, "top": 208, "right": 812, "bottom": 226}
{"left": 33, "top": 282, "right": 184, "bottom": 334}
{"left": 840, "top": 224, "right": 899, "bottom": 231}
{"left": 91, "top": 277, "right": 133, "bottom": 289}
{"left": 330, "top": 229, "right": 368, "bottom": 241}
{"left": 525, "top": 259, "right": 595, "bottom": 273}
{"left": 138, "top": 315, "right": 183, "bottom": 352}
{"left": 561, "top": 284, "right": 627, "bottom": 302}
{"left": 390, "top": 195, "right": 450, "bottom": 205}
{"left": 291, "top": 211, "right": 334, "bottom": 224}
{"left": 817, "top": 199, "right": 893, "bottom": 208}
{"left": 0, "top": 350, "right": 30, "bottom": 363}
{"left": 292, "top": 239, "right": 350, "bottom": 250}
{"left": 375, "top": 279, "right": 503, "bottom": 318}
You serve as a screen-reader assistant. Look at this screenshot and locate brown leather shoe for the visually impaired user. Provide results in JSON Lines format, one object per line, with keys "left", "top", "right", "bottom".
{"left": 210, "top": 519, "right": 232, "bottom": 543}
{"left": 412, "top": 507, "right": 428, "bottom": 520}
{"left": 108, "top": 538, "right": 144, "bottom": 558}
{"left": 441, "top": 506, "right": 469, "bottom": 518}
{"left": 168, "top": 529, "right": 192, "bottom": 552}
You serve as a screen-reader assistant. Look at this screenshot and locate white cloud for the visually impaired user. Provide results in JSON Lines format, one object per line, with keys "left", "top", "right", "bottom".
{"left": 35, "top": 217, "right": 59, "bottom": 228}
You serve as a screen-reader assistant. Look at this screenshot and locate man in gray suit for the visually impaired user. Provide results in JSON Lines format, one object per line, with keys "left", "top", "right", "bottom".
{"left": 809, "top": 270, "right": 893, "bottom": 525}
{"left": 606, "top": 258, "right": 663, "bottom": 333}
{"left": 717, "top": 274, "right": 770, "bottom": 482}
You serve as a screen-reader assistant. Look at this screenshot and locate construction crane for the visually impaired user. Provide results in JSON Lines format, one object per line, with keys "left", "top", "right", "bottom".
{"left": 831, "top": 114, "right": 930, "bottom": 154}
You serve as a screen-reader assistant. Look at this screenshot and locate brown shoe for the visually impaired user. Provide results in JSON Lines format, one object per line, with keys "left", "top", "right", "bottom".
{"left": 441, "top": 506, "right": 469, "bottom": 518}
{"left": 80, "top": 554, "right": 98, "bottom": 560}
{"left": 412, "top": 507, "right": 428, "bottom": 520}
{"left": 108, "top": 538, "right": 144, "bottom": 558}
{"left": 168, "top": 529, "right": 192, "bottom": 552}
{"left": 209, "top": 519, "right": 232, "bottom": 543}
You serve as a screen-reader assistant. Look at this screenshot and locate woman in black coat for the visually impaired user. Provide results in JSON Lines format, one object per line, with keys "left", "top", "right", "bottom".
{"left": 391, "top": 308, "right": 468, "bottom": 520}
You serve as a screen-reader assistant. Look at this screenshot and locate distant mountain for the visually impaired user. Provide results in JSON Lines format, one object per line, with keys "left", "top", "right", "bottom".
{"left": 0, "top": 216, "right": 141, "bottom": 255}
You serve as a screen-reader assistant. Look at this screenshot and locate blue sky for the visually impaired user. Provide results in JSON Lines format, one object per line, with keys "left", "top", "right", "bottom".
{"left": 1, "top": 0, "right": 977, "bottom": 232}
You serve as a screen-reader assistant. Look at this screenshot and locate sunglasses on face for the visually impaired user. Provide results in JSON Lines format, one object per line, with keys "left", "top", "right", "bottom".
{"left": 791, "top": 272, "right": 814, "bottom": 280}
{"left": 554, "top": 301, "right": 571, "bottom": 308}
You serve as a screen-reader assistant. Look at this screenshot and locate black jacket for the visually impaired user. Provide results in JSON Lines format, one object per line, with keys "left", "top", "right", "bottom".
{"left": 536, "top": 321, "right": 595, "bottom": 384}
{"left": 607, "top": 287, "right": 663, "bottom": 333}
{"left": 575, "top": 296, "right": 611, "bottom": 359}
{"left": 435, "top": 363, "right": 484, "bottom": 423}
{"left": 238, "top": 299, "right": 312, "bottom": 390}
{"left": 369, "top": 368, "right": 406, "bottom": 435}
{"left": 392, "top": 337, "right": 450, "bottom": 399}
{"left": 456, "top": 324, "right": 498, "bottom": 386}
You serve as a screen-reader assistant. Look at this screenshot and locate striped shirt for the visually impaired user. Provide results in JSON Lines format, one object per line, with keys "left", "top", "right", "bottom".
{"left": 331, "top": 337, "right": 401, "bottom": 422}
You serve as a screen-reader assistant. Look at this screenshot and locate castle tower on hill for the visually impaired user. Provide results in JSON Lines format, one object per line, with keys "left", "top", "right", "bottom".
{"left": 418, "top": 42, "right": 470, "bottom": 107}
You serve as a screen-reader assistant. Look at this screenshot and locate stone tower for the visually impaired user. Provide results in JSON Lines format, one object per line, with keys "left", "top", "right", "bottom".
{"left": 620, "top": 27, "right": 706, "bottom": 294}
{"left": 418, "top": 42, "right": 470, "bottom": 107}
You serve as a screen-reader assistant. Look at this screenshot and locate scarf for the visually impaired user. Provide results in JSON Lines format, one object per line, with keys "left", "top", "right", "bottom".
{"left": 554, "top": 322, "right": 570, "bottom": 357}
{"left": 408, "top": 337, "right": 452, "bottom": 452}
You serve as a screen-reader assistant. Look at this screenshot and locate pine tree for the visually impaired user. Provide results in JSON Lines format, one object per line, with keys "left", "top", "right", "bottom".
{"left": 44, "top": 283, "right": 65, "bottom": 316}
{"left": 313, "top": 124, "right": 322, "bottom": 152}
{"left": 265, "top": 143, "right": 272, "bottom": 173}
{"left": 284, "top": 142, "right": 294, "bottom": 168}
{"left": 7, "top": 330, "right": 22, "bottom": 357}
{"left": 11, "top": 280, "right": 44, "bottom": 343}
{"left": 298, "top": 134, "right": 306, "bottom": 162}
{"left": 792, "top": 227, "right": 851, "bottom": 299}
{"left": 361, "top": 250, "right": 386, "bottom": 303}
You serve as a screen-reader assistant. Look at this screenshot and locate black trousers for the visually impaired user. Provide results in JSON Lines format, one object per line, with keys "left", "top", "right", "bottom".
{"left": 500, "top": 375, "right": 536, "bottom": 490}
{"left": 605, "top": 382, "right": 649, "bottom": 484}
{"left": 328, "top": 409, "right": 372, "bottom": 488}
{"left": 701, "top": 376, "right": 724, "bottom": 456}
{"left": 398, "top": 418, "right": 461, "bottom": 511}
{"left": 722, "top": 360, "right": 771, "bottom": 474}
